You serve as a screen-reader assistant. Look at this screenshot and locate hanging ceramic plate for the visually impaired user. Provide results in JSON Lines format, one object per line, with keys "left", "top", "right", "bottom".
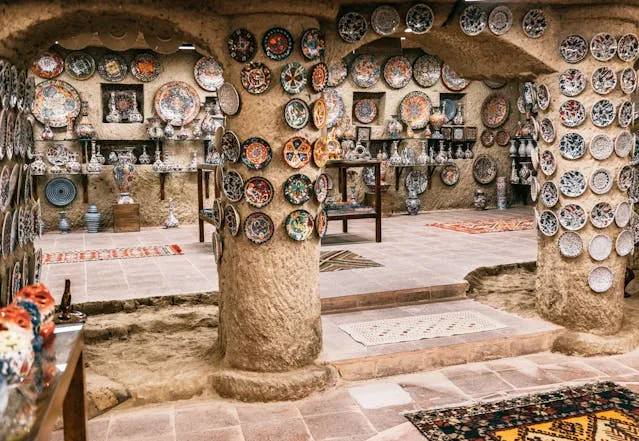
{"left": 8, "top": 65, "right": 17, "bottom": 110}
{"left": 241, "top": 137, "right": 272, "bottom": 170}
{"left": 616, "top": 201, "right": 632, "bottom": 228}
{"left": 311, "top": 63, "right": 329, "bottom": 93}
{"left": 284, "top": 98, "right": 310, "bottom": 130}
{"left": 480, "top": 129, "right": 495, "bottom": 147}
{"left": 314, "top": 173, "right": 329, "bottom": 203}
{"left": 559, "top": 132, "right": 585, "bottom": 160}
{"left": 406, "top": 3, "right": 434, "bottom": 34}
{"left": 495, "top": 130, "right": 510, "bottom": 147}
{"left": 301, "top": 28, "right": 324, "bottom": 60}
{"left": 590, "top": 33, "right": 617, "bottom": 61}
{"left": 590, "top": 134, "right": 614, "bottom": 160}
{"left": 539, "top": 210, "right": 559, "bottom": 237}
{"left": 616, "top": 230, "right": 634, "bottom": 257}
{"left": 194, "top": 56, "right": 224, "bottom": 91}
{"left": 383, "top": 56, "right": 412, "bottom": 89}
{"left": 484, "top": 80, "right": 506, "bottom": 89}
{"left": 558, "top": 100, "right": 586, "bottom": 127}
{"left": 472, "top": 154, "right": 497, "bottom": 184}
{"left": 460, "top": 5, "right": 487, "bottom": 36}
{"left": 590, "top": 99, "right": 614, "bottom": 128}
{"left": 97, "top": 53, "right": 127, "bottom": 81}
{"left": 285, "top": 209, "right": 314, "bottom": 241}
{"left": 441, "top": 98, "right": 456, "bottom": 122}
{"left": 522, "top": 9, "right": 546, "bottom": 38}
{"left": 540, "top": 181, "right": 558, "bottom": 208}
{"left": 313, "top": 97, "right": 327, "bottom": 129}
{"left": 228, "top": 29, "right": 257, "bottom": 62}
{"left": 223, "top": 204, "right": 240, "bottom": 237}
{"left": 405, "top": 170, "right": 428, "bottom": 195}
{"left": 338, "top": 12, "right": 368, "bottom": 43}
{"left": 351, "top": 55, "right": 380, "bottom": 88}
{"left": 591, "top": 66, "right": 616, "bottom": 95}
{"left": 441, "top": 64, "right": 470, "bottom": 91}
{"left": 591, "top": 202, "right": 615, "bottom": 228}
{"left": 558, "top": 69, "right": 585, "bottom": 97}
{"left": 327, "top": 61, "right": 348, "bottom": 87}
{"left": 559, "top": 170, "right": 586, "bottom": 197}
{"left": 280, "top": 62, "right": 306, "bottom": 94}
{"left": 221, "top": 130, "right": 240, "bottom": 163}
{"left": 399, "top": 91, "right": 432, "bottom": 130}
{"left": 245, "top": 176, "right": 274, "bottom": 208}
{"left": 615, "top": 131, "right": 634, "bottom": 157}
{"left": 412, "top": 54, "right": 441, "bottom": 87}
{"left": 240, "top": 62, "right": 271, "bottom": 95}
{"left": 211, "top": 199, "right": 224, "bottom": 229}
{"left": 540, "top": 150, "right": 556, "bottom": 176}
{"left": 530, "top": 177, "right": 540, "bottom": 202}
{"left": 559, "top": 35, "right": 588, "bottom": 63}
{"left": 284, "top": 174, "right": 312, "bottom": 205}
{"left": 44, "top": 177, "right": 76, "bottom": 207}
{"left": 618, "top": 101, "right": 634, "bottom": 128}
{"left": 218, "top": 82, "right": 240, "bottom": 116}
{"left": 536, "top": 84, "right": 550, "bottom": 111}
{"left": 45, "top": 143, "right": 69, "bottom": 166}
{"left": 130, "top": 53, "right": 160, "bottom": 82}
{"left": 1, "top": 211, "right": 10, "bottom": 258}
{"left": 558, "top": 204, "right": 587, "bottom": 231}
{"left": 620, "top": 67, "right": 637, "bottom": 94}
{"left": 371, "top": 5, "right": 400, "bottom": 36}
{"left": 0, "top": 166, "right": 8, "bottom": 210}
{"left": 31, "top": 80, "right": 81, "bottom": 127}
{"left": 222, "top": 170, "right": 244, "bottom": 202}
{"left": 32, "top": 50, "right": 64, "bottom": 79}
{"left": 313, "top": 137, "right": 329, "bottom": 167}
{"left": 439, "top": 164, "right": 460, "bottom": 186}
{"left": 316, "top": 209, "right": 328, "bottom": 238}
{"left": 589, "top": 168, "right": 613, "bottom": 195}
{"left": 212, "top": 231, "right": 223, "bottom": 263}
{"left": 153, "top": 81, "right": 201, "bottom": 125}
{"left": 354, "top": 99, "right": 378, "bottom": 124}
{"left": 262, "top": 27, "right": 293, "bottom": 61}
{"left": 244, "top": 212, "right": 274, "bottom": 245}
{"left": 589, "top": 234, "right": 612, "bottom": 261}
{"left": 323, "top": 88, "right": 344, "bottom": 129}
{"left": 618, "top": 33, "right": 639, "bottom": 61}
{"left": 284, "top": 136, "right": 312, "bottom": 169}
{"left": 619, "top": 165, "right": 634, "bottom": 192}
{"left": 539, "top": 118, "right": 555, "bottom": 143}
{"left": 488, "top": 6, "right": 512, "bottom": 35}
{"left": 64, "top": 51, "right": 95, "bottom": 80}
{"left": 558, "top": 231, "right": 583, "bottom": 258}
{"left": 481, "top": 93, "right": 509, "bottom": 128}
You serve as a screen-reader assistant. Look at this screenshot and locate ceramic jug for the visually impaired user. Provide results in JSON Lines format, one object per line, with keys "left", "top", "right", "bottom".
{"left": 473, "top": 188, "right": 487, "bottom": 210}
{"left": 387, "top": 115, "right": 403, "bottom": 139}
{"left": 164, "top": 199, "right": 179, "bottom": 229}
{"left": 58, "top": 211, "right": 70, "bottom": 234}
{"left": 405, "top": 189, "right": 421, "bottom": 215}
{"left": 75, "top": 101, "right": 96, "bottom": 139}
{"left": 84, "top": 203, "right": 101, "bottom": 233}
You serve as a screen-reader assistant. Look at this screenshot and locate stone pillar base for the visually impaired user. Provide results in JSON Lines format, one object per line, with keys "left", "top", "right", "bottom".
{"left": 211, "top": 364, "right": 337, "bottom": 402}
{"left": 552, "top": 319, "right": 639, "bottom": 356}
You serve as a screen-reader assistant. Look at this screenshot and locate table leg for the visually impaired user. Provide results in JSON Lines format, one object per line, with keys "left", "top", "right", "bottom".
{"left": 63, "top": 352, "right": 87, "bottom": 441}
{"left": 197, "top": 169, "right": 204, "bottom": 242}
{"left": 341, "top": 167, "right": 348, "bottom": 233}
{"left": 375, "top": 163, "right": 382, "bottom": 243}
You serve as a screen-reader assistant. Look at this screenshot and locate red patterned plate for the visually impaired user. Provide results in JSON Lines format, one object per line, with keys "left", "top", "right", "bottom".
{"left": 244, "top": 176, "right": 274, "bottom": 208}
{"left": 495, "top": 129, "right": 510, "bottom": 146}
{"left": 32, "top": 50, "right": 64, "bottom": 79}
{"left": 481, "top": 93, "right": 510, "bottom": 128}
{"left": 241, "top": 137, "right": 272, "bottom": 170}
{"left": 399, "top": 91, "right": 431, "bottom": 130}
{"left": 311, "top": 63, "right": 329, "bottom": 93}
{"left": 383, "top": 56, "right": 412, "bottom": 89}
{"left": 283, "top": 136, "right": 312, "bottom": 169}
{"left": 240, "top": 62, "right": 271, "bottom": 94}
{"left": 354, "top": 99, "right": 378, "bottom": 124}
{"left": 480, "top": 129, "right": 495, "bottom": 147}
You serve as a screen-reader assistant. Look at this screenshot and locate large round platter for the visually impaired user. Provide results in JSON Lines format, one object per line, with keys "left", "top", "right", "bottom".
{"left": 590, "top": 33, "right": 617, "bottom": 61}
{"left": 559, "top": 132, "right": 585, "bottom": 160}
{"left": 616, "top": 201, "right": 632, "bottom": 228}
{"left": 615, "top": 131, "right": 634, "bottom": 158}
{"left": 32, "top": 50, "right": 64, "bottom": 79}
{"left": 262, "top": 27, "right": 293, "bottom": 61}
{"left": 351, "top": 55, "right": 380, "bottom": 88}
{"left": 522, "top": 9, "right": 546, "bottom": 38}
{"left": 540, "top": 181, "right": 558, "bottom": 208}
{"left": 315, "top": 174, "right": 329, "bottom": 203}
{"left": 283, "top": 136, "right": 312, "bottom": 169}
{"left": 618, "top": 101, "right": 633, "bottom": 128}
{"left": 280, "top": 62, "right": 306, "bottom": 94}
{"left": 590, "top": 134, "right": 614, "bottom": 160}
{"left": 218, "top": 82, "right": 240, "bottom": 116}
{"left": 223, "top": 204, "right": 240, "bottom": 237}
{"left": 559, "top": 35, "right": 588, "bottom": 63}
{"left": 405, "top": 170, "right": 428, "bottom": 195}
{"left": 616, "top": 230, "right": 634, "bottom": 256}
{"left": 480, "top": 130, "right": 494, "bottom": 147}
{"left": 211, "top": 199, "right": 223, "bottom": 229}
{"left": 589, "top": 266, "right": 614, "bottom": 293}
{"left": 354, "top": 99, "right": 378, "bottom": 124}
{"left": 619, "top": 165, "right": 634, "bottom": 192}
{"left": 221, "top": 131, "right": 240, "bottom": 163}
{"left": 383, "top": 56, "right": 412, "bottom": 89}
{"left": 460, "top": 5, "right": 487, "bottom": 36}
{"left": 245, "top": 176, "right": 274, "bottom": 208}
{"left": 301, "top": 28, "right": 324, "bottom": 60}
{"left": 371, "top": 5, "right": 400, "bottom": 36}
{"left": 338, "top": 12, "right": 368, "bottom": 43}
{"left": 618, "top": 33, "right": 639, "bottom": 62}
{"left": 488, "top": 6, "right": 512, "bottom": 35}
{"left": 285, "top": 210, "right": 314, "bottom": 241}
{"left": 472, "top": 154, "right": 497, "bottom": 185}
{"left": 399, "top": 91, "right": 432, "bottom": 130}
{"left": 31, "top": 80, "right": 81, "bottom": 127}
{"left": 590, "top": 99, "right": 614, "bottom": 128}
{"left": 130, "top": 53, "right": 161, "bottom": 82}
{"left": 559, "top": 170, "right": 586, "bottom": 197}
{"left": 194, "top": 56, "right": 224, "bottom": 91}
{"left": 539, "top": 210, "right": 559, "bottom": 237}
{"left": 284, "top": 98, "right": 310, "bottom": 130}
{"left": 441, "top": 64, "right": 470, "bottom": 91}
{"left": 310, "top": 63, "right": 329, "bottom": 93}
{"left": 44, "top": 177, "right": 76, "bottom": 207}
{"left": 559, "top": 100, "right": 586, "bottom": 127}
{"left": 412, "top": 54, "right": 441, "bottom": 87}
{"left": 589, "top": 168, "right": 613, "bottom": 195}
{"left": 439, "top": 164, "right": 460, "bottom": 186}
{"left": 323, "top": 89, "right": 344, "bottom": 129}
{"left": 591, "top": 66, "right": 616, "bottom": 95}
{"left": 540, "top": 150, "right": 556, "bottom": 176}
{"left": 620, "top": 67, "right": 637, "bottom": 94}
{"left": 241, "top": 137, "right": 272, "bottom": 170}
{"left": 46, "top": 143, "right": 69, "bottom": 166}
{"left": 327, "top": 61, "right": 348, "bottom": 87}
{"left": 240, "top": 62, "right": 271, "bottom": 95}
{"left": 97, "top": 53, "right": 127, "bottom": 81}
{"left": 222, "top": 170, "right": 244, "bottom": 202}
{"left": 406, "top": 3, "right": 434, "bottom": 34}
{"left": 589, "top": 234, "right": 612, "bottom": 261}
{"left": 559, "top": 204, "right": 586, "bottom": 231}
{"left": 539, "top": 118, "right": 555, "bottom": 143}
{"left": 244, "top": 212, "right": 274, "bottom": 245}
{"left": 284, "top": 174, "right": 312, "bottom": 205}
{"left": 212, "top": 231, "right": 222, "bottom": 263}
{"left": 590, "top": 202, "right": 615, "bottom": 228}
{"left": 153, "top": 81, "right": 201, "bottom": 125}
{"left": 228, "top": 29, "right": 257, "bottom": 62}
{"left": 558, "top": 69, "right": 586, "bottom": 97}
{"left": 313, "top": 138, "right": 329, "bottom": 167}
{"left": 480, "top": 93, "right": 509, "bottom": 128}
{"left": 64, "top": 52, "right": 95, "bottom": 80}
{"left": 558, "top": 231, "right": 583, "bottom": 258}
{"left": 316, "top": 209, "right": 328, "bottom": 238}
{"left": 313, "top": 97, "right": 327, "bottom": 129}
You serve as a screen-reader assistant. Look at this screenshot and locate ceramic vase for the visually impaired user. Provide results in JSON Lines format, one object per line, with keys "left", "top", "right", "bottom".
{"left": 429, "top": 106, "right": 446, "bottom": 139}
{"left": 30, "top": 153, "right": 46, "bottom": 176}
{"left": 66, "top": 116, "right": 75, "bottom": 139}
{"left": 138, "top": 146, "right": 151, "bottom": 164}
{"left": 163, "top": 121, "right": 175, "bottom": 139}
{"left": 146, "top": 117, "right": 164, "bottom": 139}
{"left": 405, "top": 190, "right": 420, "bottom": 215}
{"left": 191, "top": 119, "right": 202, "bottom": 139}
{"left": 66, "top": 153, "right": 81, "bottom": 174}
{"left": 84, "top": 203, "right": 101, "bottom": 233}
{"left": 41, "top": 121, "right": 53, "bottom": 140}
{"left": 510, "top": 159, "right": 519, "bottom": 184}
{"left": 95, "top": 144, "right": 105, "bottom": 164}
{"left": 509, "top": 139, "right": 517, "bottom": 157}
{"left": 518, "top": 140, "right": 527, "bottom": 157}
{"left": 200, "top": 103, "right": 215, "bottom": 140}
{"left": 58, "top": 211, "right": 70, "bottom": 233}
{"left": 106, "top": 92, "right": 121, "bottom": 123}
{"left": 188, "top": 152, "right": 197, "bottom": 171}
{"left": 473, "top": 188, "right": 487, "bottom": 210}
{"left": 496, "top": 177, "right": 507, "bottom": 210}
{"left": 386, "top": 115, "right": 403, "bottom": 139}
{"left": 526, "top": 139, "right": 534, "bottom": 157}
{"left": 417, "top": 141, "right": 429, "bottom": 165}
{"left": 455, "top": 145, "right": 464, "bottom": 159}
{"left": 75, "top": 101, "right": 95, "bottom": 139}
{"left": 453, "top": 103, "right": 464, "bottom": 125}
{"left": 127, "top": 91, "right": 143, "bottom": 123}
{"left": 389, "top": 140, "right": 402, "bottom": 166}
{"left": 518, "top": 162, "right": 532, "bottom": 184}
{"left": 464, "top": 146, "right": 473, "bottom": 159}
{"left": 164, "top": 199, "right": 179, "bottom": 229}
{"left": 112, "top": 154, "right": 136, "bottom": 204}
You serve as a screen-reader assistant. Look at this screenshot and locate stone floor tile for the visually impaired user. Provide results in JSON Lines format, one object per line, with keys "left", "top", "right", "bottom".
{"left": 235, "top": 402, "right": 301, "bottom": 424}
{"left": 540, "top": 361, "right": 606, "bottom": 382}
{"left": 304, "top": 411, "right": 375, "bottom": 440}
{"left": 361, "top": 404, "right": 418, "bottom": 432}
{"left": 176, "top": 426, "right": 244, "bottom": 441}
{"left": 175, "top": 404, "right": 240, "bottom": 432}
{"left": 297, "top": 389, "right": 359, "bottom": 416}
{"left": 241, "top": 417, "right": 311, "bottom": 441}
{"left": 583, "top": 358, "right": 639, "bottom": 376}
{"left": 486, "top": 357, "right": 539, "bottom": 372}
{"left": 348, "top": 383, "right": 413, "bottom": 410}
{"left": 445, "top": 371, "right": 514, "bottom": 398}
{"left": 495, "top": 367, "right": 562, "bottom": 389}
{"left": 363, "top": 422, "right": 425, "bottom": 441}
{"left": 107, "top": 411, "right": 173, "bottom": 441}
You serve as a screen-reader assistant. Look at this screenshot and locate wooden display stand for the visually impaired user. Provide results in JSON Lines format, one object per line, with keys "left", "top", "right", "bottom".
{"left": 364, "top": 192, "right": 393, "bottom": 217}
{"left": 113, "top": 203, "right": 140, "bottom": 232}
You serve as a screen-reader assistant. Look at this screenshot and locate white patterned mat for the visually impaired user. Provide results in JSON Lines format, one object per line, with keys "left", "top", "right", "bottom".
{"left": 339, "top": 310, "right": 507, "bottom": 346}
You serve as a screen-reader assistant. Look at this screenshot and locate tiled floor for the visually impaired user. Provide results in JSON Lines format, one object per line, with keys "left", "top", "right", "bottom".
{"left": 39, "top": 207, "right": 536, "bottom": 303}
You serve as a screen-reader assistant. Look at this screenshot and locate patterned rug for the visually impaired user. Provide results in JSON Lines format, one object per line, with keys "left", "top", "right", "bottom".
{"left": 44, "top": 244, "right": 183, "bottom": 264}
{"left": 405, "top": 382, "right": 639, "bottom": 440}
{"left": 320, "top": 250, "right": 382, "bottom": 272}
{"left": 338, "top": 311, "right": 505, "bottom": 346}
{"left": 427, "top": 217, "right": 534, "bottom": 234}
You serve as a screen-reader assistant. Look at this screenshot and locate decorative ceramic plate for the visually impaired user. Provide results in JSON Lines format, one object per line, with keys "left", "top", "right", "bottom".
{"left": 44, "top": 177, "right": 76, "bottom": 207}
{"left": 34, "top": 247, "right": 42, "bottom": 283}
{"left": 46, "top": 143, "right": 69, "bottom": 166}
{"left": 244, "top": 176, "right": 274, "bottom": 208}
{"left": 285, "top": 209, "right": 314, "bottom": 241}
{"left": 327, "top": 61, "right": 348, "bottom": 87}
{"left": 559, "top": 35, "right": 588, "bottom": 63}
{"left": 590, "top": 134, "right": 613, "bottom": 160}
{"left": 530, "top": 177, "right": 540, "bottom": 202}
{"left": 316, "top": 209, "right": 328, "bottom": 238}
{"left": 130, "top": 53, "right": 160, "bottom": 82}
{"left": 484, "top": 80, "right": 506, "bottom": 89}
{"left": 314, "top": 173, "right": 329, "bottom": 202}
{"left": 313, "top": 97, "right": 327, "bottom": 129}
{"left": 522, "top": 9, "right": 546, "bottom": 38}
{"left": 536, "top": 84, "right": 550, "bottom": 110}
{"left": 472, "top": 154, "right": 497, "bottom": 184}
{"left": 620, "top": 67, "right": 637, "bottom": 94}
{"left": 354, "top": 99, "right": 377, "bottom": 124}
{"left": 284, "top": 98, "right": 310, "bottom": 130}
{"left": 591, "top": 202, "right": 615, "bottom": 228}
{"left": 558, "top": 231, "right": 583, "bottom": 258}
{"left": 413, "top": 54, "right": 440, "bottom": 87}
{"left": 591, "top": 66, "right": 616, "bottom": 95}
{"left": 211, "top": 199, "right": 224, "bottom": 229}
{"left": 262, "top": 27, "right": 293, "bottom": 61}
{"left": 228, "top": 29, "right": 257, "bottom": 62}
{"left": 441, "top": 64, "right": 470, "bottom": 91}
{"left": 284, "top": 174, "right": 312, "bottom": 205}
{"left": 223, "top": 204, "right": 240, "bottom": 237}
{"left": 618, "top": 33, "right": 639, "bottom": 62}
{"left": 559, "top": 170, "right": 586, "bottom": 197}
{"left": 558, "top": 204, "right": 586, "bottom": 231}
{"left": 338, "top": 12, "right": 368, "bottom": 43}
{"left": 539, "top": 118, "right": 555, "bottom": 143}
{"left": 64, "top": 51, "right": 95, "bottom": 80}
{"left": 97, "top": 53, "right": 127, "bottom": 81}
{"left": 31, "top": 80, "right": 81, "bottom": 127}
{"left": 0, "top": 166, "right": 8, "bottom": 210}
{"left": 153, "top": 81, "right": 201, "bottom": 125}
{"left": 616, "top": 230, "right": 634, "bottom": 257}
{"left": 406, "top": 3, "right": 434, "bottom": 34}
{"left": 540, "top": 150, "right": 556, "bottom": 176}
{"left": 559, "top": 100, "right": 586, "bottom": 127}
{"left": 212, "top": 231, "right": 222, "bottom": 263}
{"left": 480, "top": 130, "right": 494, "bottom": 147}
{"left": 405, "top": 170, "right": 428, "bottom": 195}
{"left": 589, "top": 234, "right": 612, "bottom": 261}
{"left": 323, "top": 88, "right": 344, "bottom": 129}
{"left": 441, "top": 98, "right": 456, "bottom": 122}
{"left": 539, "top": 210, "right": 559, "bottom": 237}
{"left": 218, "top": 82, "right": 240, "bottom": 116}
{"left": 631, "top": 171, "right": 639, "bottom": 202}
{"left": 1, "top": 211, "right": 9, "bottom": 258}
{"left": 618, "top": 101, "right": 634, "bottom": 128}
{"left": 313, "top": 137, "right": 329, "bottom": 167}
{"left": 435, "top": 164, "right": 458, "bottom": 187}
{"left": 220, "top": 130, "right": 240, "bottom": 163}
{"left": 615, "top": 131, "right": 634, "bottom": 157}
{"left": 244, "top": 212, "right": 274, "bottom": 245}
{"left": 591, "top": 33, "right": 617, "bottom": 61}
{"left": 310, "top": 63, "right": 329, "bottom": 93}
{"left": 558, "top": 69, "right": 586, "bottom": 97}
{"left": 284, "top": 136, "right": 312, "bottom": 169}
{"left": 540, "top": 181, "right": 558, "bottom": 208}
{"left": 488, "top": 5, "right": 512, "bottom": 35}
{"left": 616, "top": 201, "right": 632, "bottom": 228}
{"left": 481, "top": 93, "right": 509, "bottom": 128}
{"left": 351, "top": 55, "right": 380, "bottom": 88}
{"left": 460, "top": 5, "right": 487, "bottom": 36}
{"left": 619, "top": 165, "right": 634, "bottom": 192}
{"left": 590, "top": 168, "right": 613, "bottom": 195}
{"left": 399, "top": 91, "right": 431, "bottom": 130}
{"left": 301, "top": 28, "right": 324, "bottom": 60}
{"left": 240, "top": 62, "right": 271, "bottom": 94}
{"left": 493, "top": 129, "right": 509, "bottom": 147}
{"left": 559, "top": 132, "right": 585, "bottom": 160}
{"left": 280, "top": 62, "right": 306, "bottom": 94}
{"left": 194, "top": 56, "right": 224, "bottom": 91}
{"left": 590, "top": 99, "right": 614, "bottom": 127}
{"left": 32, "top": 50, "right": 64, "bottom": 79}
{"left": 241, "top": 137, "right": 272, "bottom": 170}
{"left": 222, "top": 170, "right": 244, "bottom": 202}
{"left": 383, "top": 56, "right": 412, "bottom": 89}
{"left": 371, "top": 5, "right": 400, "bottom": 35}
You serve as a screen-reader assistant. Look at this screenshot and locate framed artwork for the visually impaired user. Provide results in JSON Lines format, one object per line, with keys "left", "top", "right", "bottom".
{"left": 465, "top": 126, "right": 478, "bottom": 141}
{"left": 453, "top": 127, "right": 465, "bottom": 141}
{"left": 356, "top": 126, "right": 371, "bottom": 142}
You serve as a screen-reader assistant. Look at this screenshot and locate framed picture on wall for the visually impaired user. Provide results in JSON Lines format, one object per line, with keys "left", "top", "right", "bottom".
{"left": 356, "top": 126, "right": 371, "bottom": 143}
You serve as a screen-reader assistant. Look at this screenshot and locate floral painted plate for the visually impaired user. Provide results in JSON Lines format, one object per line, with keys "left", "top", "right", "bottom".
{"left": 327, "top": 60, "right": 348, "bottom": 87}
{"left": 590, "top": 134, "right": 613, "bottom": 160}
{"left": 558, "top": 100, "right": 585, "bottom": 127}
{"left": 371, "top": 5, "right": 400, "bottom": 36}
{"left": 284, "top": 98, "right": 310, "bottom": 130}
{"left": 540, "top": 181, "right": 558, "bottom": 208}
{"left": 313, "top": 137, "right": 329, "bottom": 167}
{"left": 211, "top": 199, "right": 224, "bottom": 229}
{"left": 338, "top": 12, "right": 368, "bottom": 43}
{"left": 245, "top": 176, "right": 274, "bottom": 208}
{"left": 618, "top": 33, "right": 639, "bottom": 62}
{"left": 354, "top": 99, "right": 378, "bottom": 124}
{"left": 280, "top": 62, "right": 306, "bottom": 94}
{"left": 399, "top": 91, "right": 431, "bottom": 130}
{"left": 590, "top": 99, "right": 615, "bottom": 128}
{"left": 262, "top": 27, "right": 293, "bottom": 61}
{"left": 620, "top": 67, "right": 637, "bottom": 94}
{"left": 616, "top": 230, "right": 634, "bottom": 256}
{"left": 489, "top": 5, "right": 512, "bottom": 35}
{"left": 244, "top": 212, "right": 274, "bottom": 245}
{"left": 285, "top": 209, "right": 314, "bottom": 241}
{"left": 590, "top": 168, "right": 613, "bottom": 195}
{"left": 301, "top": 28, "right": 324, "bottom": 60}
{"left": 32, "top": 50, "right": 64, "bottom": 79}
{"left": 240, "top": 62, "right": 271, "bottom": 94}
{"left": 558, "top": 231, "right": 583, "bottom": 258}
{"left": 46, "top": 143, "right": 69, "bottom": 166}
{"left": 616, "top": 201, "right": 632, "bottom": 228}
{"left": 472, "top": 154, "right": 497, "bottom": 184}
{"left": 284, "top": 174, "right": 312, "bottom": 205}
{"left": 558, "top": 68, "right": 586, "bottom": 97}
{"left": 539, "top": 210, "right": 559, "bottom": 237}
{"left": 223, "top": 204, "right": 240, "bottom": 237}
{"left": 559, "top": 132, "right": 585, "bottom": 160}
{"left": 153, "top": 81, "right": 201, "bottom": 125}
{"left": 1, "top": 210, "right": 10, "bottom": 258}
{"left": 591, "top": 33, "right": 617, "bottom": 61}
{"left": 218, "top": 82, "right": 240, "bottom": 116}
{"left": 619, "top": 165, "right": 634, "bottom": 192}
{"left": 97, "top": 53, "right": 127, "bottom": 81}
{"left": 481, "top": 93, "right": 509, "bottom": 128}
{"left": 539, "top": 118, "right": 555, "bottom": 143}
{"left": 412, "top": 54, "right": 441, "bottom": 87}
{"left": 459, "top": 5, "right": 487, "bottom": 36}
{"left": 311, "top": 63, "right": 329, "bottom": 93}
{"left": 130, "top": 52, "right": 161, "bottom": 82}
{"left": 615, "top": 131, "right": 634, "bottom": 157}
{"left": 241, "top": 137, "right": 272, "bottom": 170}
{"left": 589, "top": 234, "right": 612, "bottom": 261}
{"left": 314, "top": 173, "right": 329, "bottom": 202}
{"left": 323, "top": 88, "right": 344, "bottom": 129}
{"left": 540, "top": 149, "right": 556, "bottom": 176}
{"left": 351, "top": 55, "right": 380, "bottom": 88}
{"left": 316, "top": 209, "right": 328, "bottom": 238}
{"left": 221, "top": 130, "right": 240, "bottom": 163}
{"left": 32, "top": 80, "right": 81, "bottom": 127}
{"left": 440, "top": 164, "right": 460, "bottom": 186}
{"left": 222, "top": 170, "right": 244, "bottom": 202}
{"left": 558, "top": 204, "right": 587, "bottom": 231}
{"left": 559, "top": 170, "right": 586, "bottom": 197}
{"left": 618, "top": 101, "right": 633, "bottom": 128}
{"left": 591, "top": 202, "right": 615, "bottom": 228}
{"left": 313, "top": 97, "right": 327, "bottom": 129}
{"left": 228, "top": 29, "right": 257, "bottom": 62}
{"left": 405, "top": 3, "right": 434, "bottom": 34}
{"left": 441, "top": 64, "right": 470, "bottom": 91}
{"left": 64, "top": 51, "right": 95, "bottom": 80}
{"left": 591, "top": 66, "right": 616, "bottom": 95}
{"left": 405, "top": 170, "right": 428, "bottom": 195}
{"left": 194, "top": 56, "right": 224, "bottom": 91}
{"left": 559, "top": 35, "right": 588, "bottom": 63}
{"left": 284, "top": 136, "right": 312, "bottom": 169}
{"left": 522, "top": 9, "right": 546, "bottom": 38}
{"left": 480, "top": 130, "right": 494, "bottom": 147}
{"left": 536, "top": 84, "right": 550, "bottom": 110}
{"left": 383, "top": 56, "right": 412, "bottom": 89}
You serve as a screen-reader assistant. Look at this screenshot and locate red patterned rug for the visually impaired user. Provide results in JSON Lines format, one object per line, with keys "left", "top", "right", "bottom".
{"left": 427, "top": 217, "right": 534, "bottom": 234}
{"left": 44, "top": 244, "right": 183, "bottom": 264}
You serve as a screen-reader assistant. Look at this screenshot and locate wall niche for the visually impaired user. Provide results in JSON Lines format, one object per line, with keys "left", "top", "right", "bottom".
{"left": 352, "top": 91, "right": 386, "bottom": 126}
{"left": 101, "top": 83, "right": 144, "bottom": 124}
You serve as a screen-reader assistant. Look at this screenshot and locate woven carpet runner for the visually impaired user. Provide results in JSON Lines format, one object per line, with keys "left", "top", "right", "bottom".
{"left": 44, "top": 244, "right": 183, "bottom": 264}
{"left": 320, "top": 250, "right": 382, "bottom": 272}
{"left": 427, "top": 217, "right": 534, "bottom": 234}
{"left": 405, "top": 381, "right": 639, "bottom": 440}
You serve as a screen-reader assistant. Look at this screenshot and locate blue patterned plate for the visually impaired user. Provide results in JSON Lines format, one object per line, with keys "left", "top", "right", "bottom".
{"left": 284, "top": 174, "right": 312, "bottom": 205}
{"left": 244, "top": 212, "right": 274, "bottom": 245}
{"left": 285, "top": 209, "right": 314, "bottom": 241}
{"left": 44, "top": 177, "right": 77, "bottom": 207}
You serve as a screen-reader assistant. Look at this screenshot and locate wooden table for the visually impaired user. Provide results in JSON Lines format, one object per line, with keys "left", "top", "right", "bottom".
{"left": 197, "top": 164, "right": 220, "bottom": 242}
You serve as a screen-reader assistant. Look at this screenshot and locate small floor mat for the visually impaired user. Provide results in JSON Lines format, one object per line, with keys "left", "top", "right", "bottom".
{"left": 427, "top": 217, "right": 534, "bottom": 234}
{"left": 320, "top": 250, "right": 382, "bottom": 272}
{"left": 338, "top": 310, "right": 506, "bottom": 346}
{"left": 44, "top": 244, "right": 184, "bottom": 264}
